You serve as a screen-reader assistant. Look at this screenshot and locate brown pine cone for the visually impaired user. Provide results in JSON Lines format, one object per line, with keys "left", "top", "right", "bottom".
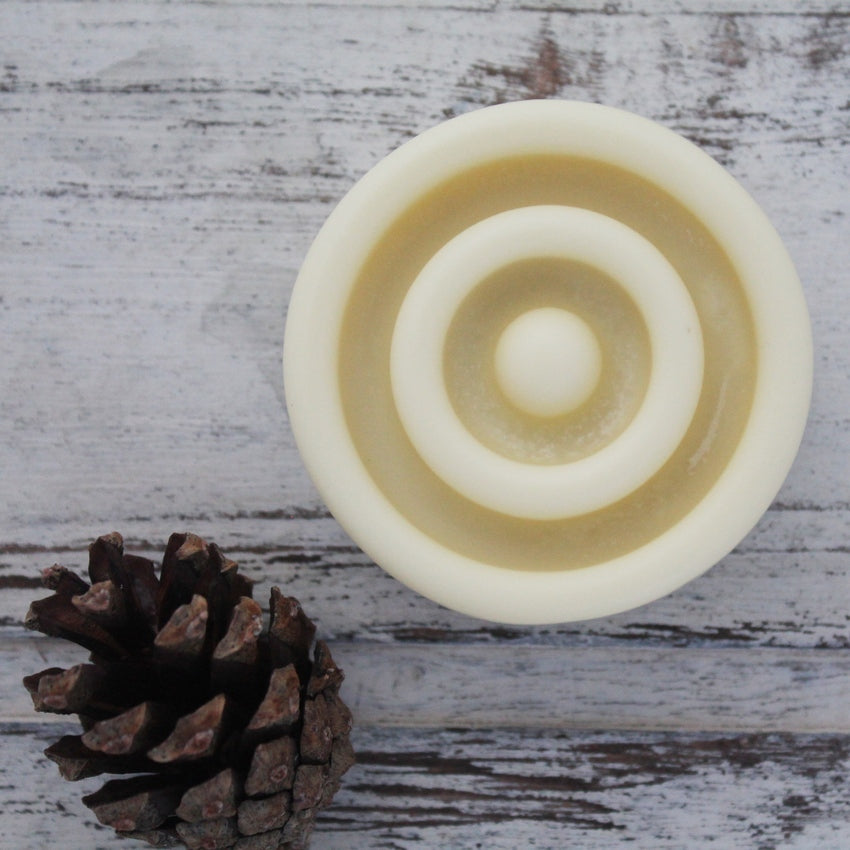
{"left": 22, "top": 532, "right": 354, "bottom": 850}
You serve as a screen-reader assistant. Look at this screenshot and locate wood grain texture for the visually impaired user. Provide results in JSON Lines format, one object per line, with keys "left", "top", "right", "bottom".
{"left": 2, "top": 517, "right": 848, "bottom": 648}
{"left": 5, "top": 636, "right": 850, "bottom": 732}
{"left": 2, "top": 1, "right": 849, "bottom": 847}
{"left": 1, "top": 0, "right": 848, "bottom": 531}
{"left": 2, "top": 723, "right": 849, "bottom": 850}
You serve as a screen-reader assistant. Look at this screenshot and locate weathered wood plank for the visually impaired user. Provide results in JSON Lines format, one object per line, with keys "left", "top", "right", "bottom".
{"left": 2, "top": 1, "right": 847, "bottom": 13}
{"left": 1, "top": 3, "right": 847, "bottom": 531}
{"left": 4, "top": 637, "right": 849, "bottom": 732}
{"left": 2, "top": 723, "right": 848, "bottom": 849}
{"left": 326, "top": 728, "right": 850, "bottom": 850}
{"left": 1, "top": 515, "right": 848, "bottom": 648}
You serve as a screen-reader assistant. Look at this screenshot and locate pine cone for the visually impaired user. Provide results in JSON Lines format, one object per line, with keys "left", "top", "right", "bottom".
{"left": 22, "top": 532, "right": 354, "bottom": 850}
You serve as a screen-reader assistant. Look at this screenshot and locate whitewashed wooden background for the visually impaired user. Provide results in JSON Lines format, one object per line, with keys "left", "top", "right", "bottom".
{"left": 2, "top": 1, "right": 849, "bottom": 847}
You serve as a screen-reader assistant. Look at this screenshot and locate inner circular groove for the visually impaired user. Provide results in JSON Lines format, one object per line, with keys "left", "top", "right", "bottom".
{"left": 391, "top": 204, "right": 703, "bottom": 519}
{"left": 444, "top": 258, "right": 650, "bottom": 465}
{"left": 339, "top": 154, "right": 756, "bottom": 572}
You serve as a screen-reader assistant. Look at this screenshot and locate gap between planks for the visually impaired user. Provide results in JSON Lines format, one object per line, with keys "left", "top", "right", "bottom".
{"left": 1, "top": 511, "right": 848, "bottom": 651}
{"left": 3, "top": 638, "right": 849, "bottom": 733}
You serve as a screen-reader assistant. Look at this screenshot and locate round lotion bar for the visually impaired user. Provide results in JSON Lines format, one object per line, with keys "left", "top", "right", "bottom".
{"left": 283, "top": 100, "right": 812, "bottom": 625}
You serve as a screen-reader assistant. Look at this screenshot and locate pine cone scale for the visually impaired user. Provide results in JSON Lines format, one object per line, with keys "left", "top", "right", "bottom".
{"left": 244, "top": 736, "right": 297, "bottom": 797}
{"left": 175, "top": 815, "right": 240, "bottom": 850}
{"left": 176, "top": 767, "right": 241, "bottom": 822}
{"left": 237, "top": 790, "right": 292, "bottom": 836}
{"left": 44, "top": 734, "right": 151, "bottom": 781}
{"left": 246, "top": 664, "right": 301, "bottom": 739}
{"left": 82, "top": 775, "right": 185, "bottom": 832}
{"left": 82, "top": 701, "right": 171, "bottom": 755}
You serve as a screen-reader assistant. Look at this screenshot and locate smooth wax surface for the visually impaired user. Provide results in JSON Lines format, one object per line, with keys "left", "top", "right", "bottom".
{"left": 389, "top": 203, "right": 704, "bottom": 520}
{"left": 284, "top": 101, "right": 812, "bottom": 623}
{"left": 494, "top": 307, "right": 602, "bottom": 418}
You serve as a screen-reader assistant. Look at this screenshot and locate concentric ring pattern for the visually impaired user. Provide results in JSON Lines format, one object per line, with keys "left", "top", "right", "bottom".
{"left": 284, "top": 101, "right": 812, "bottom": 624}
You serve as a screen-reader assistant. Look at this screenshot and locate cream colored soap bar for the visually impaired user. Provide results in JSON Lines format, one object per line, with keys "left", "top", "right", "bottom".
{"left": 284, "top": 101, "right": 812, "bottom": 625}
